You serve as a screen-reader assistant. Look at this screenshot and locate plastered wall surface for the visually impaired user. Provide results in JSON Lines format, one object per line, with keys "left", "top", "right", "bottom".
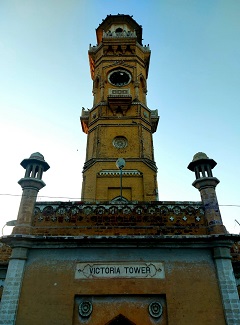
{"left": 16, "top": 247, "right": 225, "bottom": 325}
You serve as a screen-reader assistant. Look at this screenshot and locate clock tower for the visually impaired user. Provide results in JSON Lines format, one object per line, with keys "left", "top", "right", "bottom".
{"left": 81, "top": 14, "right": 159, "bottom": 202}
{"left": 1, "top": 13, "right": 240, "bottom": 325}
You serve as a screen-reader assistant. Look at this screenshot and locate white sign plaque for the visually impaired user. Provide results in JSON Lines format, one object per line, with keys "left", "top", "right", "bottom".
{"left": 75, "top": 262, "right": 164, "bottom": 279}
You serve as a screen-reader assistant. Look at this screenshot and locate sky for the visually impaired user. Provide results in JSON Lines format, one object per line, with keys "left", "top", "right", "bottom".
{"left": 0, "top": 0, "right": 240, "bottom": 235}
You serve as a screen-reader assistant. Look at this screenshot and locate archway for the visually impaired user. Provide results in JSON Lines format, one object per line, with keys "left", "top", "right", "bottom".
{"left": 105, "top": 314, "right": 136, "bottom": 325}
{"left": 110, "top": 196, "right": 129, "bottom": 203}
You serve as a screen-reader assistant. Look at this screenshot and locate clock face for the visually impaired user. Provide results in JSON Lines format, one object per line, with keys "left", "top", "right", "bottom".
{"left": 108, "top": 69, "right": 131, "bottom": 86}
{"left": 113, "top": 136, "right": 128, "bottom": 149}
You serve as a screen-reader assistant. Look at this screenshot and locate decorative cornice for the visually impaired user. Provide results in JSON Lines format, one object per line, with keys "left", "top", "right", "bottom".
{"left": 98, "top": 169, "right": 142, "bottom": 177}
{"left": 83, "top": 158, "right": 157, "bottom": 173}
{"left": 1, "top": 233, "right": 239, "bottom": 250}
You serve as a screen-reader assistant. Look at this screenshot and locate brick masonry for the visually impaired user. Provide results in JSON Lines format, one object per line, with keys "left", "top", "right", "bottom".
{"left": 0, "top": 244, "right": 12, "bottom": 264}
{"left": 214, "top": 247, "right": 240, "bottom": 324}
{"left": 0, "top": 253, "right": 27, "bottom": 325}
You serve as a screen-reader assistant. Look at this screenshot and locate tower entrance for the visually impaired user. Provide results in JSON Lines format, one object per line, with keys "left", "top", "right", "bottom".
{"left": 105, "top": 314, "right": 136, "bottom": 325}
{"left": 73, "top": 295, "right": 167, "bottom": 325}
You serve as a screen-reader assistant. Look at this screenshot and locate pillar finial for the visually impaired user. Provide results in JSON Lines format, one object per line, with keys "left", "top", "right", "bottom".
{"left": 188, "top": 152, "right": 226, "bottom": 234}
{"left": 20, "top": 152, "right": 50, "bottom": 179}
{"left": 188, "top": 152, "right": 217, "bottom": 180}
{"left": 13, "top": 152, "right": 50, "bottom": 235}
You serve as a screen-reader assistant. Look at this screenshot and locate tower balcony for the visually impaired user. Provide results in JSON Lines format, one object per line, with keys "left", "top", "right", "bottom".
{"left": 80, "top": 108, "right": 90, "bottom": 134}
{"left": 150, "top": 109, "right": 159, "bottom": 133}
{"left": 89, "top": 43, "right": 102, "bottom": 53}
{"left": 103, "top": 30, "right": 137, "bottom": 39}
{"left": 108, "top": 89, "right": 132, "bottom": 115}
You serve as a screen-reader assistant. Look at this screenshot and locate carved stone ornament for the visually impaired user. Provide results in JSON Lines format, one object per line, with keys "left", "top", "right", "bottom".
{"left": 79, "top": 301, "right": 93, "bottom": 317}
{"left": 113, "top": 136, "right": 128, "bottom": 149}
{"left": 148, "top": 302, "right": 163, "bottom": 318}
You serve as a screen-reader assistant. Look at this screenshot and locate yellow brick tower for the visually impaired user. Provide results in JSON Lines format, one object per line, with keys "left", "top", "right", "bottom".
{"left": 80, "top": 14, "right": 159, "bottom": 202}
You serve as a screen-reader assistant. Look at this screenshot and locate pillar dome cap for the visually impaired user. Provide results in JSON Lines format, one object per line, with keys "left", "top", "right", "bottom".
{"left": 20, "top": 152, "right": 50, "bottom": 171}
{"left": 192, "top": 152, "right": 209, "bottom": 161}
{"left": 188, "top": 152, "right": 217, "bottom": 171}
{"left": 29, "top": 152, "right": 45, "bottom": 161}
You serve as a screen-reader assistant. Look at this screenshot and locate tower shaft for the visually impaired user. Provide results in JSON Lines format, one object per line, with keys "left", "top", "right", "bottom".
{"left": 80, "top": 15, "right": 159, "bottom": 202}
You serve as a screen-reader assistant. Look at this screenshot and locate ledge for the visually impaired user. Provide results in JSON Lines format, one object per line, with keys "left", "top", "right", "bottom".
{"left": 1, "top": 233, "right": 239, "bottom": 250}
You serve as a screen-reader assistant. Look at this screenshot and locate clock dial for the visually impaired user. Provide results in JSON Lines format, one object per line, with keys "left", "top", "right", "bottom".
{"left": 113, "top": 136, "right": 128, "bottom": 149}
{"left": 108, "top": 69, "right": 131, "bottom": 86}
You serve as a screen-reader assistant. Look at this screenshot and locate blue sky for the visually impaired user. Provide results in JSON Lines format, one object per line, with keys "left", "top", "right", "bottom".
{"left": 0, "top": 0, "right": 240, "bottom": 234}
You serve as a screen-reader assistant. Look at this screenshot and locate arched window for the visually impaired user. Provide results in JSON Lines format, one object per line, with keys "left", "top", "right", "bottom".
{"left": 111, "top": 196, "right": 128, "bottom": 203}
{"left": 140, "top": 76, "right": 146, "bottom": 92}
{"left": 94, "top": 76, "right": 100, "bottom": 89}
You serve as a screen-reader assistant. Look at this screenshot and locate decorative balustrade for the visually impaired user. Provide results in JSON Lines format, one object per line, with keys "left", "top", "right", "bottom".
{"left": 89, "top": 32, "right": 150, "bottom": 53}
{"left": 27, "top": 201, "right": 207, "bottom": 236}
{"left": 150, "top": 109, "right": 158, "bottom": 118}
{"left": 89, "top": 43, "right": 101, "bottom": 52}
{"left": 136, "top": 42, "right": 150, "bottom": 52}
{"left": 103, "top": 30, "right": 137, "bottom": 38}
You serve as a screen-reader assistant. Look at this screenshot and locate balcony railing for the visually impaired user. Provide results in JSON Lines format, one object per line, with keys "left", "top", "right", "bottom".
{"left": 103, "top": 30, "right": 137, "bottom": 38}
